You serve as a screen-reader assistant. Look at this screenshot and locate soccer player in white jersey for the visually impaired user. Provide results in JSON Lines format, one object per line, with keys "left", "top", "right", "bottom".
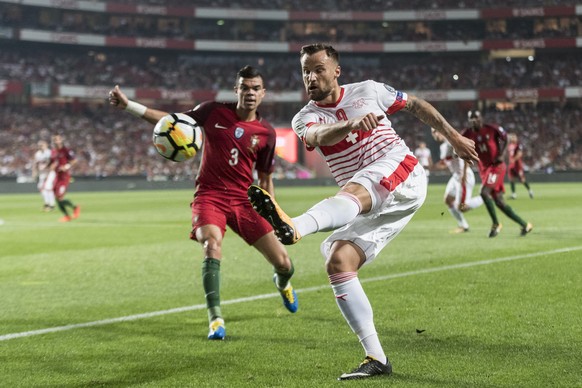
{"left": 248, "top": 43, "right": 478, "bottom": 381}
{"left": 32, "top": 140, "right": 56, "bottom": 212}
{"left": 431, "top": 128, "right": 483, "bottom": 233}
{"left": 414, "top": 141, "right": 433, "bottom": 182}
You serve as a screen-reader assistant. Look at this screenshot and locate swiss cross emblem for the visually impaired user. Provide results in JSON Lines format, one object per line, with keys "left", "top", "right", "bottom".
{"left": 346, "top": 132, "right": 358, "bottom": 144}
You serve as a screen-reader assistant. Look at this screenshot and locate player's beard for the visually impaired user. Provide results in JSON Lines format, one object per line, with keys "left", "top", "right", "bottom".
{"left": 307, "top": 83, "right": 332, "bottom": 102}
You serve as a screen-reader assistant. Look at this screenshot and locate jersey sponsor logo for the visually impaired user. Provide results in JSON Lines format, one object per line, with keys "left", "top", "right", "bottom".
{"left": 234, "top": 127, "right": 244, "bottom": 139}
{"left": 395, "top": 91, "right": 404, "bottom": 102}
{"left": 215, "top": 123, "right": 228, "bottom": 129}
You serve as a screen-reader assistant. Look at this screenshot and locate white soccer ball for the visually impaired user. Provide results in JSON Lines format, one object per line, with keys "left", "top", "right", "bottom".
{"left": 152, "top": 113, "right": 203, "bottom": 162}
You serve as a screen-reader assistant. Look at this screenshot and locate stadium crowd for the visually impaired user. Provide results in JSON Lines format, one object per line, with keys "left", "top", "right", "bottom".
{"left": 1, "top": 45, "right": 580, "bottom": 92}
{"left": 0, "top": 101, "right": 580, "bottom": 181}
{"left": 1, "top": 0, "right": 575, "bottom": 11}
{"left": 2, "top": 2, "right": 580, "bottom": 43}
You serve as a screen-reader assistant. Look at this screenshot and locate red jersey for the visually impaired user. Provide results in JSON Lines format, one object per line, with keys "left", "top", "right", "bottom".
{"left": 51, "top": 146, "right": 75, "bottom": 180}
{"left": 185, "top": 101, "right": 276, "bottom": 202}
{"left": 508, "top": 141, "right": 523, "bottom": 166}
{"left": 462, "top": 123, "right": 507, "bottom": 171}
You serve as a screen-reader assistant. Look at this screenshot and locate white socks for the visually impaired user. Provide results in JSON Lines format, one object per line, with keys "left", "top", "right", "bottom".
{"left": 330, "top": 273, "right": 387, "bottom": 364}
{"left": 448, "top": 206, "right": 468, "bottom": 229}
{"left": 294, "top": 192, "right": 361, "bottom": 237}
{"left": 42, "top": 189, "right": 55, "bottom": 207}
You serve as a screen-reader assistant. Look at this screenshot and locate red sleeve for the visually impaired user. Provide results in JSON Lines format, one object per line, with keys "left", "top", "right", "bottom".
{"left": 255, "top": 120, "right": 276, "bottom": 174}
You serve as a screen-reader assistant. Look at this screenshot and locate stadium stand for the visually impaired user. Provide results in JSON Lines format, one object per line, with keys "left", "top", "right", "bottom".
{"left": 0, "top": 0, "right": 581, "bottom": 179}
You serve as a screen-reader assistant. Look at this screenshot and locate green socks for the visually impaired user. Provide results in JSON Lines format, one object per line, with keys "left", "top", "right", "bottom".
{"left": 482, "top": 196, "right": 499, "bottom": 225}
{"left": 202, "top": 258, "right": 222, "bottom": 322}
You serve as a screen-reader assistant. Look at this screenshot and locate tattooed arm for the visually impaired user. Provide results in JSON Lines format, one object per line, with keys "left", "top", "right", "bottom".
{"left": 405, "top": 95, "right": 478, "bottom": 164}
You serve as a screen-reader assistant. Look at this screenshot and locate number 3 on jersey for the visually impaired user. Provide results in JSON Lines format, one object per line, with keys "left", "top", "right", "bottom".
{"left": 229, "top": 148, "right": 239, "bottom": 166}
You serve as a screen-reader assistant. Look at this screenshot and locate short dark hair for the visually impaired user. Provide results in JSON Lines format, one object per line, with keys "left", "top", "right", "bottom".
{"left": 237, "top": 65, "right": 263, "bottom": 80}
{"left": 300, "top": 43, "right": 339, "bottom": 64}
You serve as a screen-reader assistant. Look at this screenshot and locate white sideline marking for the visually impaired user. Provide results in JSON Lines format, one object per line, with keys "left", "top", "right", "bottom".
{"left": 1, "top": 246, "right": 580, "bottom": 342}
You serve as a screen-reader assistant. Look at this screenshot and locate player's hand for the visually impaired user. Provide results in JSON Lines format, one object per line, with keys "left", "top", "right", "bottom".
{"left": 451, "top": 135, "right": 478, "bottom": 165}
{"left": 108, "top": 85, "right": 128, "bottom": 110}
{"left": 350, "top": 113, "right": 385, "bottom": 132}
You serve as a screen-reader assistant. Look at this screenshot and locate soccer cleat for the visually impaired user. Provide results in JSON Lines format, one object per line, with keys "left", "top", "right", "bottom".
{"left": 273, "top": 274, "right": 298, "bottom": 313}
{"left": 528, "top": 190, "right": 534, "bottom": 199}
{"left": 458, "top": 203, "right": 470, "bottom": 213}
{"left": 510, "top": 193, "right": 517, "bottom": 199}
{"left": 247, "top": 185, "right": 300, "bottom": 245}
{"left": 450, "top": 227, "right": 469, "bottom": 234}
{"left": 207, "top": 318, "right": 225, "bottom": 340}
{"left": 42, "top": 205, "right": 55, "bottom": 212}
{"left": 488, "top": 223, "right": 502, "bottom": 238}
{"left": 338, "top": 356, "right": 392, "bottom": 381}
{"left": 520, "top": 222, "right": 533, "bottom": 236}
{"left": 59, "top": 215, "right": 72, "bottom": 223}
{"left": 72, "top": 206, "right": 81, "bottom": 219}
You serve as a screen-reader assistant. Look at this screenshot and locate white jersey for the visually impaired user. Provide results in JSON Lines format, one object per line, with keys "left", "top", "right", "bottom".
{"left": 34, "top": 149, "right": 52, "bottom": 174}
{"left": 439, "top": 140, "right": 464, "bottom": 176}
{"left": 414, "top": 147, "right": 432, "bottom": 168}
{"left": 292, "top": 80, "right": 412, "bottom": 187}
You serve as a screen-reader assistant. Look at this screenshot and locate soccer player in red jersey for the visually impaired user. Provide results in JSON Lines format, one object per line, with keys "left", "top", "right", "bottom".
{"left": 507, "top": 132, "right": 534, "bottom": 199}
{"left": 108, "top": 66, "right": 297, "bottom": 341}
{"left": 248, "top": 43, "right": 478, "bottom": 380}
{"left": 49, "top": 134, "right": 81, "bottom": 222}
{"left": 461, "top": 111, "right": 533, "bottom": 237}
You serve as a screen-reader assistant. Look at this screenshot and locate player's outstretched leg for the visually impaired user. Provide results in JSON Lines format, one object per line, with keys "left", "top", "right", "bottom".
{"left": 273, "top": 274, "right": 298, "bottom": 313}
{"left": 247, "top": 185, "right": 300, "bottom": 245}
{"left": 338, "top": 356, "right": 392, "bottom": 381}
{"left": 207, "top": 318, "right": 225, "bottom": 340}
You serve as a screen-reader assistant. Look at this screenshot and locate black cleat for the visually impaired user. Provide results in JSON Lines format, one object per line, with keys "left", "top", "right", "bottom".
{"left": 338, "top": 356, "right": 392, "bottom": 381}
{"left": 489, "top": 223, "right": 502, "bottom": 238}
{"left": 247, "top": 185, "right": 300, "bottom": 245}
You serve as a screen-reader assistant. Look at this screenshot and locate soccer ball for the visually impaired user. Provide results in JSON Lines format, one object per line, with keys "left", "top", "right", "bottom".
{"left": 152, "top": 113, "right": 203, "bottom": 162}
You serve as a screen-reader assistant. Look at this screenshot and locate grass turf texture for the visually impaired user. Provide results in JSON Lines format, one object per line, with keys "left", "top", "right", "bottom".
{"left": 1, "top": 183, "right": 581, "bottom": 387}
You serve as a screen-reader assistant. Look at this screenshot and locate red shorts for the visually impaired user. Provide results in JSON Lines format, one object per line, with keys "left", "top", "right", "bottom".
{"left": 508, "top": 161, "right": 524, "bottom": 180}
{"left": 53, "top": 175, "right": 71, "bottom": 200}
{"left": 479, "top": 163, "right": 506, "bottom": 195}
{"left": 190, "top": 194, "right": 273, "bottom": 245}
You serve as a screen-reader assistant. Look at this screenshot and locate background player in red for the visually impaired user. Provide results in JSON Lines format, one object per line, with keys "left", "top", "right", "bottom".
{"left": 461, "top": 111, "right": 533, "bottom": 237}
{"left": 49, "top": 134, "right": 81, "bottom": 222}
{"left": 108, "top": 66, "right": 297, "bottom": 341}
{"left": 507, "top": 132, "right": 534, "bottom": 199}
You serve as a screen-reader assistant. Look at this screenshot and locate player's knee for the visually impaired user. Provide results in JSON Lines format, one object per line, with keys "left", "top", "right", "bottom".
{"left": 201, "top": 236, "right": 222, "bottom": 257}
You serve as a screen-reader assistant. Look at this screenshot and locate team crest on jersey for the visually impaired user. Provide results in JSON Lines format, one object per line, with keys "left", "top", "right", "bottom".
{"left": 234, "top": 127, "right": 245, "bottom": 139}
{"left": 247, "top": 135, "right": 260, "bottom": 154}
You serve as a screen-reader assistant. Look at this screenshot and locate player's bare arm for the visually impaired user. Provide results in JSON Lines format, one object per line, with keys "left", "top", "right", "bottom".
{"left": 108, "top": 85, "right": 168, "bottom": 125}
{"left": 405, "top": 95, "right": 478, "bottom": 164}
{"left": 257, "top": 170, "right": 275, "bottom": 198}
{"left": 304, "top": 113, "right": 384, "bottom": 147}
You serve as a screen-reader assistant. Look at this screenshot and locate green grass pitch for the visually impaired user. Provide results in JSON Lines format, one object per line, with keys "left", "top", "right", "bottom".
{"left": 1, "top": 183, "right": 581, "bottom": 387}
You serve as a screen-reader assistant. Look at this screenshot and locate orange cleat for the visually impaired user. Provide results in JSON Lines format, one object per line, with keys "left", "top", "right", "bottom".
{"left": 72, "top": 206, "right": 81, "bottom": 219}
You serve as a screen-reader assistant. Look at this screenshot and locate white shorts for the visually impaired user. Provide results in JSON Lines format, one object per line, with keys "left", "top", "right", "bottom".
{"left": 444, "top": 169, "right": 476, "bottom": 206}
{"left": 320, "top": 156, "right": 427, "bottom": 264}
{"left": 38, "top": 170, "right": 56, "bottom": 191}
